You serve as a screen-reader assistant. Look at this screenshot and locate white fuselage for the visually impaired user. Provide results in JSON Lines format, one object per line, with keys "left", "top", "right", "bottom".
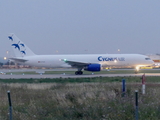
{"left": 16, "top": 54, "right": 154, "bottom": 68}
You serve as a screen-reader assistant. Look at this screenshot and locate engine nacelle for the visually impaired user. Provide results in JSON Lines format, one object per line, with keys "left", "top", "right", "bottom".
{"left": 84, "top": 64, "right": 102, "bottom": 72}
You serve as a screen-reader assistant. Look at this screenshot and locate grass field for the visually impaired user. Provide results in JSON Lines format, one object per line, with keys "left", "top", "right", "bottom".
{"left": 0, "top": 75, "right": 160, "bottom": 83}
{"left": 1, "top": 76, "right": 160, "bottom": 119}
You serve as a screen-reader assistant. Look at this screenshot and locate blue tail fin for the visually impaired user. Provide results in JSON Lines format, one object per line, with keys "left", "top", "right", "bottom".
{"left": 8, "top": 33, "right": 36, "bottom": 57}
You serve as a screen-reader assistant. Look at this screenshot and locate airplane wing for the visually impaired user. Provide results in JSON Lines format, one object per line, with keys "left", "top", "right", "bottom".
{"left": 9, "top": 58, "right": 28, "bottom": 62}
{"left": 61, "top": 59, "right": 90, "bottom": 67}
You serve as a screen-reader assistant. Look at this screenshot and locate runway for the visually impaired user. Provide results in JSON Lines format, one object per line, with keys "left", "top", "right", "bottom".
{"left": 1, "top": 73, "right": 160, "bottom": 79}
{"left": 0, "top": 68, "right": 160, "bottom": 79}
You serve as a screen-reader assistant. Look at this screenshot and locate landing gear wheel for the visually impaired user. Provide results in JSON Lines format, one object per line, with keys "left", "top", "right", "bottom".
{"left": 75, "top": 71, "right": 83, "bottom": 75}
{"left": 75, "top": 71, "right": 78, "bottom": 75}
{"left": 79, "top": 71, "right": 83, "bottom": 75}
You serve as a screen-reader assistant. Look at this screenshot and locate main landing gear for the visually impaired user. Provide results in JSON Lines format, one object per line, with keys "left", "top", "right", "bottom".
{"left": 75, "top": 71, "right": 83, "bottom": 75}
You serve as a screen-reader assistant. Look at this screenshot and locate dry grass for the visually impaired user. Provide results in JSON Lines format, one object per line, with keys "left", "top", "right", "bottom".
{"left": 0, "top": 82, "right": 160, "bottom": 120}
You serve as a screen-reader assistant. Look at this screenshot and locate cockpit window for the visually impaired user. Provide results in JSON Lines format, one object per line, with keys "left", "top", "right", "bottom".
{"left": 145, "top": 58, "right": 151, "bottom": 60}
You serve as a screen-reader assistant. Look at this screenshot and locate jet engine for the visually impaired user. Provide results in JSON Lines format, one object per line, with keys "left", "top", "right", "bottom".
{"left": 84, "top": 64, "right": 102, "bottom": 71}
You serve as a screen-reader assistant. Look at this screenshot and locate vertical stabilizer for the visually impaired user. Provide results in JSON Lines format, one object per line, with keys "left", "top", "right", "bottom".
{"left": 8, "top": 33, "right": 36, "bottom": 57}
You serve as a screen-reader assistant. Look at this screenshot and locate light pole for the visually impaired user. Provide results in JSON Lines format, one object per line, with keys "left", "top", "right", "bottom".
{"left": 118, "top": 49, "right": 120, "bottom": 54}
{"left": 6, "top": 51, "right": 10, "bottom": 69}
{"left": 3, "top": 57, "right": 7, "bottom": 60}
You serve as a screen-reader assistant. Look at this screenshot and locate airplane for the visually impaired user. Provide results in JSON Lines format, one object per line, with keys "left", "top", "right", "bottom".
{"left": 8, "top": 33, "right": 154, "bottom": 75}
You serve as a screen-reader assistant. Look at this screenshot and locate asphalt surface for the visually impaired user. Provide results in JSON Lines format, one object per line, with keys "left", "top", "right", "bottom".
{"left": 1, "top": 68, "right": 160, "bottom": 73}
{"left": 0, "top": 73, "right": 160, "bottom": 79}
{"left": 0, "top": 68, "right": 160, "bottom": 79}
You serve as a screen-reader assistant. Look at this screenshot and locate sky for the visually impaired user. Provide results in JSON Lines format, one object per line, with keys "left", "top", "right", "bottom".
{"left": 0, "top": 0, "right": 160, "bottom": 57}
